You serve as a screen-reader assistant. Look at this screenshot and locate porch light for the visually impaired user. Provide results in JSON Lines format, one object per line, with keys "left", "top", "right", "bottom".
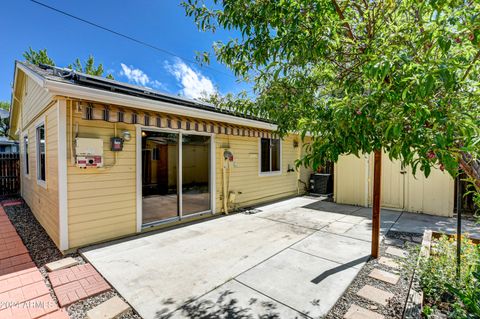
{"left": 123, "top": 130, "right": 132, "bottom": 141}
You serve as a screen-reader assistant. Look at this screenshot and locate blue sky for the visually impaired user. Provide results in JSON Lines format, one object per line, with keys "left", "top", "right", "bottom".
{"left": 0, "top": 0, "right": 249, "bottom": 102}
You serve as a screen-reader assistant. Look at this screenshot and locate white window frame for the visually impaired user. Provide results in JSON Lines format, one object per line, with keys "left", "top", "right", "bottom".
{"left": 258, "top": 137, "right": 282, "bottom": 176}
{"left": 23, "top": 133, "right": 30, "bottom": 177}
{"left": 35, "top": 119, "right": 47, "bottom": 188}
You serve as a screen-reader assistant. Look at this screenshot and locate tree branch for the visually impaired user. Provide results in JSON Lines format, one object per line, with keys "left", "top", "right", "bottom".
{"left": 462, "top": 49, "right": 480, "bottom": 82}
{"left": 331, "top": 0, "right": 355, "bottom": 40}
{"left": 459, "top": 152, "right": 480, "bottom": 190}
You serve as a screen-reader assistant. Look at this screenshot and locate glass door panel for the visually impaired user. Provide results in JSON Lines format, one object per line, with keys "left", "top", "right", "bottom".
{"left": 142, "top": 131, "right": 179, "bottom": 224}
{"left": 182, "top": 134, "right": 210, "bottom": 216}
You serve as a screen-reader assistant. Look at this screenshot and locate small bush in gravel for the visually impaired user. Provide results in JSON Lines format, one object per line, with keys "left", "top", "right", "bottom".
{"left": 402, "top": 235, "right": 479, "bottom": 318}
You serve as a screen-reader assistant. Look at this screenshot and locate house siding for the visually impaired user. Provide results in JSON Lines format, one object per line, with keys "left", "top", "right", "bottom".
{"left": 66, "top": 104, "right": 137, "bottom": 248}
{"left": 215, "top": 134, "right": 310, "bottom": 210}
{"left": 63, "top": 99, "right": 311, "bottom": 249}
{"left": 22, "top": 76, "right": 52, "bottom": 128}
{"left": 21, "top": 102, "right": 60, "bottom": 246}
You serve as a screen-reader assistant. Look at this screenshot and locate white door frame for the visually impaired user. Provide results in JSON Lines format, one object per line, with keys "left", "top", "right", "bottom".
{"left": 135, "top": 125, "right": 215, "bottom": 232}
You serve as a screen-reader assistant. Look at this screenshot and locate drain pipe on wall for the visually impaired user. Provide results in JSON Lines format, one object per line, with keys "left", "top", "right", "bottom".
{"left": 222, "top": 157, "right": 230, "bottom": 214}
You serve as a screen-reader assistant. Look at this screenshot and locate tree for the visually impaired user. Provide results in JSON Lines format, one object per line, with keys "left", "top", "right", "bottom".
{"left": 184, "top": 0, "right": 480, "bottom": 254}
{"left": 68, "top": 55, "right": 114, "bottom": 79}
{"left": 0, "top": 101, "right": 10, "bottom": 137}
{"left": 23, "top": 47, "right": 55, "bottom": 66}
{"left": 23, "top": 48, "right": 114, "bottom": 79}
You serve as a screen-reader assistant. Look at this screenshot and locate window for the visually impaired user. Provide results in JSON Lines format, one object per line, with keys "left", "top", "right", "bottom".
{"left": 24, "top": 135, "right": 29, "bottom": 175}
{"left": 260, "top": 138, "right": 281, "bottom": 174}
{"left": 36, "top": 124, "right": 46, "bottom": 183}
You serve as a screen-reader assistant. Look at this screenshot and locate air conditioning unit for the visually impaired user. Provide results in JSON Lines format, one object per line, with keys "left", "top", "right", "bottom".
{"left": 75, "top": 138, "right": 104, "bottom": 168}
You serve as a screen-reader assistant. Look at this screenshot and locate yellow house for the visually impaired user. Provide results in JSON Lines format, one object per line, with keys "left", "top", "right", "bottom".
{"left": 9, "top": 62, "right": 313, "bottom": 252}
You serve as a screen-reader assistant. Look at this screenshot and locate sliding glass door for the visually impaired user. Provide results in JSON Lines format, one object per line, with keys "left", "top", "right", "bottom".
{"left": 141, "top": 130, "right": 211, "bottom": 226}
{"left": 182, "top": 134, "right": 211, "bottom": 216}
{"left": 142, "top": 131, "right": 179, "bottom": 224}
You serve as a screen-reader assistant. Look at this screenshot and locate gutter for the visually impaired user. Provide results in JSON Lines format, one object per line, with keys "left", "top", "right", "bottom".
{"left": 44, "top": 79, "right": 277, "bottom": 131}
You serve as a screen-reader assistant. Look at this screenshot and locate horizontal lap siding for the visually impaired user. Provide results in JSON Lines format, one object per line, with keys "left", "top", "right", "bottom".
{"left": 22, "top": 77, "right": 52, "bottom": 127}
{"left": 215, "top": 135, "right": 310, "bottom": 211}
{"left": 66, "top": 109, "right": 137, "bottom": 249}
{"left": 21, "top": 103, "right": 60, "bottom": 246}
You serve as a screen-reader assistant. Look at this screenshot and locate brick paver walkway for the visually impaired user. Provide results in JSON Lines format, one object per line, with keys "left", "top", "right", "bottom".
{"left": 1, "top": 199, "right": 24, "bottom": 207}
{"left": 0, "top": 207, "right": 35, "bottom": 276}
{"left": 48, "top": 264, "right": 110, "bottom": 307}
{"left": 0, "top": 206, "right": 67, "bottom": 319}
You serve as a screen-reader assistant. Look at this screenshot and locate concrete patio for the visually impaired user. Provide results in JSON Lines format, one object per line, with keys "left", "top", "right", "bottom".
{"left": 81, "top": 197, "right": 480, "bottom": 319}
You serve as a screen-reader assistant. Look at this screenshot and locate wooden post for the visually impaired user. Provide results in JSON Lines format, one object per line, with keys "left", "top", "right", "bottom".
{"left": 372, "top": 150, "right": 382, "bottom": 258}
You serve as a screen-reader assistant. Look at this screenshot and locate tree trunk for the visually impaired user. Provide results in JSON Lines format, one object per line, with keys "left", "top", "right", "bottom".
{"left": 372, "top": 150, "right": 382, "bottom": 258}
{"left": 459, "top": 152, "right": 480, "bottom": 190}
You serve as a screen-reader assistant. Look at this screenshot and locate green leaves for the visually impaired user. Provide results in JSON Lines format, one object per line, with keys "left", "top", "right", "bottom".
{"left": 23, "top": 47, "right": 55, "bottom": 66}
{"left": 24, "top": 49, "right": 114, "bottom": 80}
{"left": 183, "top": 0, "right": 480, "bottom": 181}
{"left": 438, "top": 36, "right": 452, "bottom": 54}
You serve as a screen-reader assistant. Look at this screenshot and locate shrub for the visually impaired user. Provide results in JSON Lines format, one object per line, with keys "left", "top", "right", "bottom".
{"left": 403, "top": 235, "right": 479, "bottom": 318}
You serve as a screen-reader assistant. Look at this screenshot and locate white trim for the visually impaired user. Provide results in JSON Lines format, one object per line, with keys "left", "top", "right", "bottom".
{"left": 258, "top": 137, "right": 282, "bottom": 176}
{"left": 45, "top": 79, "right": 276, "bottom": 131}
{"left": 34, "top": 117, "right": 47, "bottom": 189}
{"left": 210, "top": 135, "right": 216, "bottom": 214}
{"left": 136, "top": 126, "right": 216, "bottom": 228}
{"left": 57, "top": 100, "right": 69, "bottom": 251}
{"left": 16, "top": 62, "right": 46, "bottom": 87}
{"left": 135, "top": 125, "right": 142, "bottom": 233}
{"left": 178, "top": 132, "right": 183, "bottom": 218}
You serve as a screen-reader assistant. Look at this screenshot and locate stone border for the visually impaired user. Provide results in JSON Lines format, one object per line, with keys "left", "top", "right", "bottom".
{"left": 402, "top": 230, "right": 431, "bottom": 319}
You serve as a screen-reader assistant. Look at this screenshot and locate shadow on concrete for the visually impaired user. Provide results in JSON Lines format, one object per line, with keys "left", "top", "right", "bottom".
{"left": 155, "top": 290, "right": 308, "bottom": 319}
{"left": 310, "top": 255, "right": 370, "bottom": 284}
{"left": 302, "top": 201, "right": 361, "bottom": 215}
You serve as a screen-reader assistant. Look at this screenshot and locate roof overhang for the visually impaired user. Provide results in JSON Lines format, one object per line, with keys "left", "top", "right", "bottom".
{"left": 17, "top": 63, "right": 277, "bottom": 131}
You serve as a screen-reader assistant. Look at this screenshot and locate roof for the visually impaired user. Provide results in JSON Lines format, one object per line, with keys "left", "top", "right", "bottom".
{"left": 0, "top": 109, "right": 8, "bottom": 119}
{"left": 0, "top": 137, "right": 17, "bottom": 145}
{"left": 17, "top": 61, "right": 270, "bottom": 125}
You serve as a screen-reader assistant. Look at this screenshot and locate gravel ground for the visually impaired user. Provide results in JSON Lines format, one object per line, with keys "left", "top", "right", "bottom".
{"left": 325, "top": 231, "right": 422, "bottom": 319}
{"left": 3, "top": 200, "right": 142, "bottom": 319}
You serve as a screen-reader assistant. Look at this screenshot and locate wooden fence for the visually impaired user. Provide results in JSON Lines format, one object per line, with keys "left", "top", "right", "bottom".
{"left": 0, "top": 153, "right": 20, "bottom": 197}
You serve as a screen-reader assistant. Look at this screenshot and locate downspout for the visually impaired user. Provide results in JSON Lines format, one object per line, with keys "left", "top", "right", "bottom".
{"left": 222, "top": 158, "right": 229, "bottom": 214}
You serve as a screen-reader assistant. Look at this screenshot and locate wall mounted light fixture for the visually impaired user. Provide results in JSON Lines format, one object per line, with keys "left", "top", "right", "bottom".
{"left": 122, "top": 130, "right": 132, "bottom": 141}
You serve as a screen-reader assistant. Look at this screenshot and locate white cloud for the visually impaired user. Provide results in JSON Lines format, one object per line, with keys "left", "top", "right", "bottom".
{"left": 150, "top": 80, "right": 167, "bottom": 91}
{"left": 120, "top": 63, "right": 150, "bottom": 86}
{"left": 165, "top": 59, "right": 216, "bottom": 99}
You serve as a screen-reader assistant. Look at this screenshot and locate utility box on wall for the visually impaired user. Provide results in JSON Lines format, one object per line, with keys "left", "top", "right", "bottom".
{"left": 75, "top": 138, "right": 104, "bottom": 168}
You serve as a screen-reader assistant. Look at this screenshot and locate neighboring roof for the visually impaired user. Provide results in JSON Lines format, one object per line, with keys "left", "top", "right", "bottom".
{"left": 0, "top": 136, "right": 17, "bottom": 145}
{"left": 16, "top": 61, "right": 274, "bottom": 130}
{"left": 0, "top": 109, "right": 8, "bottom": 119}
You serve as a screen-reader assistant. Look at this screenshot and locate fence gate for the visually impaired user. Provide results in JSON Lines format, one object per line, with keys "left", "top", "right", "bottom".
{"left": 0, "top": 153, "right": 20, "bottom": 197}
